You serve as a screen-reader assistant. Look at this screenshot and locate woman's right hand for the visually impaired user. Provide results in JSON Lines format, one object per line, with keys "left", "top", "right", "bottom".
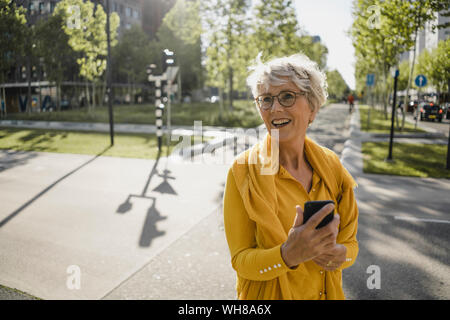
{"left": 281, "top": 203, "right": 340, "bottom": 268}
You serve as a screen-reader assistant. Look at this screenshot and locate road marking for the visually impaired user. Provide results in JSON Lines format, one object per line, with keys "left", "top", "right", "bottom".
{"left": 394, "top": 216, "right": 450, "bottom": 224}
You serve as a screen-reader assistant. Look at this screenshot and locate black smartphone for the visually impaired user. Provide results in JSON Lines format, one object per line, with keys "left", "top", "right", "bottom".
{"left": 303, "top": 200, "right": 335, "bottom": 229}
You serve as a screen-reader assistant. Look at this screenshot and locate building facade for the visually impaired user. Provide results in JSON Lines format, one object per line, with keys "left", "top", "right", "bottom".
{"left": 2, "top": 0, "right": 175, "bottom": 113}
{"left": 399, "top": 10, "right": 449, "bottom": 96}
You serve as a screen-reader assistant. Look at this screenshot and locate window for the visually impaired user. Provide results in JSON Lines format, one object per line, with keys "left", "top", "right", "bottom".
{"left": 133, "top": 9, "right": 139, "bottom": 19}
{"left": 126, "top": 7, "right": 131, "bottom": 17}
{"left": 50, "top": 1, "right": 56, "bottom": 13}
{"left": 39, "top": 2, "right": 44, "bottom": 14}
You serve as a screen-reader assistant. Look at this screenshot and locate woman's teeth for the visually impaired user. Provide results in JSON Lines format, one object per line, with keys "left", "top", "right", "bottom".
{"left": 271, "top": 119, "right": 291, "bottom": 127}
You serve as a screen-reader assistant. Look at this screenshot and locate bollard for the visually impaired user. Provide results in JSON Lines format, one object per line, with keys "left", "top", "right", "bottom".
{"left": 155, "top": 79, "right": 164, "bottom": 152}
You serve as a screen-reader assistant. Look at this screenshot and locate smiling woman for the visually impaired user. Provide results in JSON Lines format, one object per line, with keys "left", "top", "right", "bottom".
{"left": 223, "top": 53, "right": 359, "bottom": 300}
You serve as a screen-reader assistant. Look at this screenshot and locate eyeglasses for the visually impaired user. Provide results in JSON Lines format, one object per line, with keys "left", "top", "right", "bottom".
{"left": 255, "top": 90, "right": 306, "bottom": 110}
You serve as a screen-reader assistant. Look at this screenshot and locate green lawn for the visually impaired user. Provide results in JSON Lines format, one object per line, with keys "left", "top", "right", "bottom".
{"left": 362, "top": 142, "right": 450, "bottom": 178}
{"left": 0, "top": 128, "right": 208, "bottom": 159}
{"left": 4, "top": 100, "right": 263, "bottom": 128}
{"left": 359, "top": 105, "right": 425, "bottom": 133}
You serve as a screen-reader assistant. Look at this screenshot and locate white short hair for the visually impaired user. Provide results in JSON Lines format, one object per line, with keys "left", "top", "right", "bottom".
{"left": 247, "top": 53, "right": 328, "bottom": 112}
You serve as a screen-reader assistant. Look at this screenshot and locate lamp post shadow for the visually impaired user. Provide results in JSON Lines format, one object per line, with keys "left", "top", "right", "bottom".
{"left": 116, "top": 150, "right": 177, "bottom": 247}
{"left": 0, "top": 145, "right": 112, "bottom": 229}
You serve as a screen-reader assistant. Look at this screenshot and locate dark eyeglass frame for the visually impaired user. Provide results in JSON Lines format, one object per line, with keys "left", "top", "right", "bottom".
{"left": 255, "top": 90, "right": 306, "bottom": 110}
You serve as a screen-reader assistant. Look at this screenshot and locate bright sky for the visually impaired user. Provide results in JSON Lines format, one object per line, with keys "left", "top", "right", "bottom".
{"left": 294, "top": 0, "right": 355, "bottom": 89}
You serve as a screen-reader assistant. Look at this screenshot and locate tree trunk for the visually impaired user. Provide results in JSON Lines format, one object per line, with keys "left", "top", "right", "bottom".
{"left": 383, "top": 68, "right": 388, "bottom": 119}
{"left": 218, "top": 86, "right": 224, "bottom": 116}
{"left": 403, "top": 4, "right": 423, "bottom": 131}
{"left": 85, "top": 81, "right": 91, "bottom": 112}
{"left": 100, "top": 78, "right": 106, "bottom": 108}
{"left": 228, "top": 66, "right": 233, "bottom": 111}
{"left": 92, "top": 82, "right": 96, "bottom": 109}
{"left": 56, "top": 82, "right": 61, "bottom": 111}
{"left": 403, "top": 32, "right": 418, "bottom": 131}
{"left": 177, "top": 70, "right": 182, "bottom": 104}
{"left": 2, "top": 86, "right": 7, "bottom": 117}
{"left": 1, "top": 73, "right": 7, "bottom": 117}
{"left": 26, "top": 57, "right": 32, "bottom": 114}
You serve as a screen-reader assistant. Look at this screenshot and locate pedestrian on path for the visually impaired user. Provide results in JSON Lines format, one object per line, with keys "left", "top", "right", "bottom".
{"left": 223, "top": 53, "right": 359, "bottom": 300}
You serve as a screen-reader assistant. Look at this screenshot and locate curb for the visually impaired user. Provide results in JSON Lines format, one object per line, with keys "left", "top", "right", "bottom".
{"left": 341, "top": 106, "right": 364, "bottom": 176}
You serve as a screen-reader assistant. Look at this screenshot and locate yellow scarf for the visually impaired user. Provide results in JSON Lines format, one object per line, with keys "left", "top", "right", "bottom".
{"left": 231, "top": 133, "right": 356, "bottom": 299}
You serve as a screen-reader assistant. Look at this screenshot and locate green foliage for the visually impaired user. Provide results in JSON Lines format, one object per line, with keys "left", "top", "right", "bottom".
{"left": 112, "top": 24, "right": 154, "bottom": 84}
{"left": 157, "top": 0, "right": 203, "bottom": 92}
{"left": 0, "top": 127, "right": 173, "bottom": 160}
{"left": 201, "top": 0, "right": 328, "bottom": 112}
{"left": 362, "top": 141, "right": 450, "bottom": 178}
{"left": 35, "top": 13, "right": 78, "bottom": 84}
{"left": 351, "top": 0, "right": 449, "bottom": 106}
{"left": 359, "top": 105, "right": 424, "bottom": 133}
{"left": 0, "top": 0, "right": 27, "bottom": 79}
{"left": 252, "top": 0, "right": 300, "bottom": 57}
{"left": 326, "top": 70, "right": 350, "bottom": 100}
{"left": 54, "top": 0, "right": 120, "bottom": 82}
{"left": 397, "top": 60, "right": 411, "bottom": 92}
{"left": 202, "top": 0, "right": 253, "bottom": 105}
{"left": 416, "top": 39, "right": 450, "bottom": 95}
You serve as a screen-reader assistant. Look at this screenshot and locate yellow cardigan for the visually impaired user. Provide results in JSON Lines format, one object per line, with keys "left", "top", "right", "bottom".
{"left": 223, "top": 133, "right": 359, "bottom": 300}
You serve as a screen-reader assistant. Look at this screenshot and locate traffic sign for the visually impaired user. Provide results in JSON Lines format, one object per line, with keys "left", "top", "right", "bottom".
{"left": 366, "top": 74, "right": 375, "bottom": 86}
{"left": 166, "top": 66, "right": 179, "bottom": 82}
{"left": 391, "top": 69, "right": 399, "bottom": 78}
{"left": 415, "top": 74, "right": 427, "bottom": 87}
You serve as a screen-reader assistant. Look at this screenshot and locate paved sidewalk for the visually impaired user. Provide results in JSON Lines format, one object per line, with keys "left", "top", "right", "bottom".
{"left": 0, "top": 150, "right": 230, "bottom": 300}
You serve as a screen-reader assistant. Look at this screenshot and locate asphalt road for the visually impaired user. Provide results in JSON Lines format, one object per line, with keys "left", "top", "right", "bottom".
{"left": 405, "top": 112, "right": 450, "bottom": 137}
{"left": 344, "top": 174, "right": 450, "bottom": 299}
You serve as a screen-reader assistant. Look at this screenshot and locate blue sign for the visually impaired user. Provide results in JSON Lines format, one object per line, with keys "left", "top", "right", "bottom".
{"left": 415, "top": 74, "right": 427, "bottom": 87}
{"left": 392, "top": 69, "right": 399, "bottom": 78}
{"left": 366, "top": 74, "right": 375, "bottom": 87}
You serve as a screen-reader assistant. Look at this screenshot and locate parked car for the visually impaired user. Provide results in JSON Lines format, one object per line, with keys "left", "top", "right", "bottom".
{"left": 442, "top": 102, "right": 450, "bottom": 120}
{"left": 419, "top": 102, "right": 443, "bottom": 122}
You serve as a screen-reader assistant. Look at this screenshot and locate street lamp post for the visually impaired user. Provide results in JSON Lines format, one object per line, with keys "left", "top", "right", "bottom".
{"left": 387, "top": 69, "right": 399, "bottom": 161}
{"left": 105, "top": 0, "right": 114, "bottom": 146}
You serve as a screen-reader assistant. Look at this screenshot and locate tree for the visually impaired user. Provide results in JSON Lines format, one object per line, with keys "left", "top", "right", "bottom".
{"left": 157, "top": 0, "right": 203, "bottom": 96}
{"left": 0, "top": 0, "right": 27, "bottom": 115}
{"left": 35, "top": 12, "right": 78, "bottom": 111}
{"left": 326, "top": 70, "right": 350, "bottom": 100}
{"left": 54, "top": 0, "right": 119, "bottom": 111}
{"left": 351, "top": 0, "right": 449, "bottom": 125}
{"left": 112, "top": 24, "right": 154, "bottom": 102}
{"left": 416, "top": 39, "right": 450, "bottom": 102}
{"left": 202, "top": 0, "right": 252, "bottom": 111}
{"left": 351, "top": 0, "right": 417, "bottom": 117}
{"left": 401, "top": 0, "right": 449, "bottom": 130}
{"left": 252, "top": 0, "right": 300, "bottom": 57}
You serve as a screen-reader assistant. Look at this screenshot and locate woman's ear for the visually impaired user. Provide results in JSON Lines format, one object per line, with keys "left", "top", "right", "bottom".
{"left": 309, "top": 107, "right": 318, "bottom": 124}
